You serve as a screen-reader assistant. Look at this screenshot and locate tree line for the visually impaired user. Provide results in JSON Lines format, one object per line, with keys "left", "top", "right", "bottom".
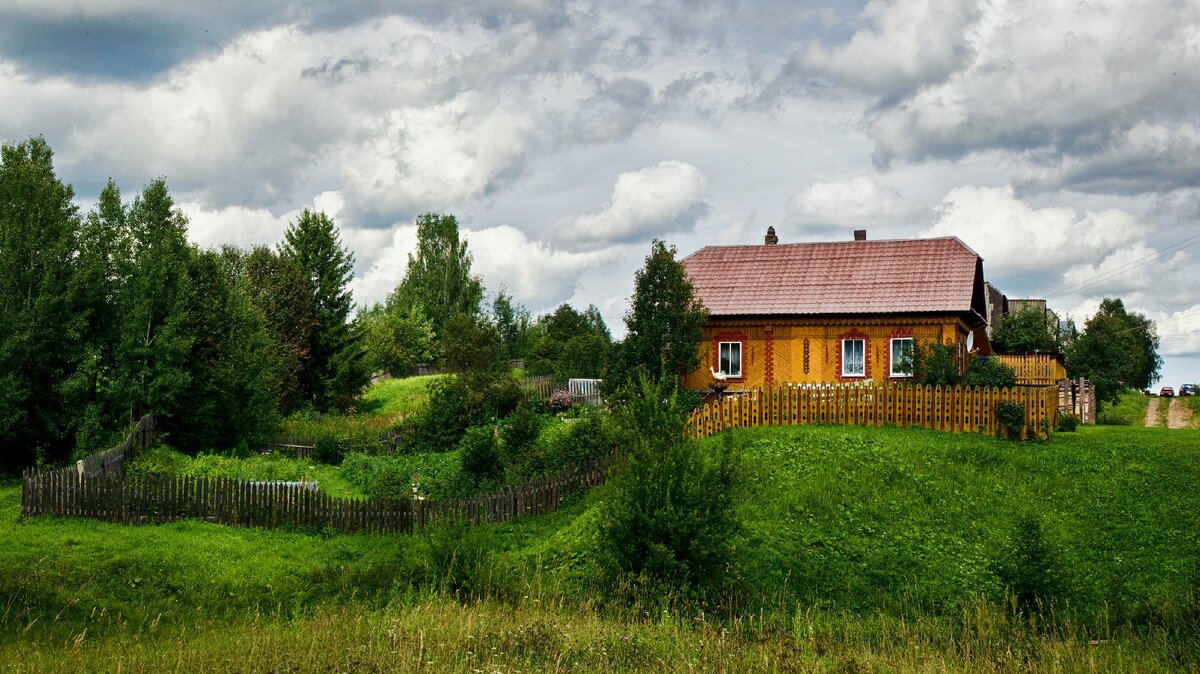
{"left": 0, "top": 137, "right": 711, "bottom": 470}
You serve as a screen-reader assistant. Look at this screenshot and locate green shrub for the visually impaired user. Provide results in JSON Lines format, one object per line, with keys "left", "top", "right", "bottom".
{"left": 964, "top": 357, "right": 1017, "bottom": 389}
{"left": 341, "top": 451, "right": 469, "bottom": 500}
{"left": 1056, "top": 414, "right": 1080, "bottom": 432}
{"left": 501, "top": 399, "right": 543, "bottom": 466}
{"left": 459, "top": 426, "right": 502, "bottom": 486}
{"left": 995, "top": 400, "right": 1026, "bottom": 439}
{"left": 995, "top": 514, "right": 1066, "bottom": 611}
{"left": 600, "top": 374, "right": 741, "bottom": 602}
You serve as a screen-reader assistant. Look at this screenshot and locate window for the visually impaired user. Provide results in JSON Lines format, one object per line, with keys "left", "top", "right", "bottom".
{"left": 890, "top": 337, "right": 915, "bottom": 377}
{"left": 841, "top": 339, "right": 865, "bottom": 377}
{"left": 718, "top": 341, "right": 742, "bottom": 377}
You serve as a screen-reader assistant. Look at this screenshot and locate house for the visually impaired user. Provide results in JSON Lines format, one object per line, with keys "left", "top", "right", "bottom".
{"left": 680, "top": 228, "right": 992, "bottom": 390}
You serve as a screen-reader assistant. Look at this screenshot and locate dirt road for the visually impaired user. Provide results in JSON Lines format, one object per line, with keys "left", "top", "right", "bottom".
{"left": 1146, "top": 397, "right": 1196, "bottom": 429}
{"left": 1167, "top": 398, "right": 1193, "bottom": 429}
{"left": 1144, "top": 396, "right": 1160, "bottom": 426}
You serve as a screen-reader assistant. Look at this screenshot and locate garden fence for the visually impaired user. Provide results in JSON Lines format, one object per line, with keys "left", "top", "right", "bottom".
{"left": 687, "top": 382, "right": 1058, "bottom": 440}
{"left": 23, "top": 424, "right": 617, "bottom": 533}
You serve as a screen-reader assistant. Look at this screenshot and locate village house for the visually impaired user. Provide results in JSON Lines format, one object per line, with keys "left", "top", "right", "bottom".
{"left": 680, "top": 228, "right": 993, "bottom": 391}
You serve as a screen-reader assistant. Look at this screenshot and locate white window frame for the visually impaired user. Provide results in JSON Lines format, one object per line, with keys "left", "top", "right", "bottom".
{"left": 718, "top": 341, "right": 742, "bottom": 377}
{"left": 890, "top": 337, "right": 915, "bottom": 377}
{"left": 841, "top": 338, "right": 865, "bottom": 377}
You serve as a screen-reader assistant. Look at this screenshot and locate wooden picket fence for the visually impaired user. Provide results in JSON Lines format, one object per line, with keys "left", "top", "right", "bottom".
{"left": 22, "top": 448, "right": 616, "bottom": 534}
{"left": 687, "top": 382, "right": 1058, "bottom": 440}
{"left": 520, "top": 374, "right": 556, "bottom": 399}
{"left": 993, "top": 353, "right": 1067, "bottom": 386}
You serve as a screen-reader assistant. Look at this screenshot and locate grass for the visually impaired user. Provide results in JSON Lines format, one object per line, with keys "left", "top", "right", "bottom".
{"left": 1097, "top": 388, "right": 1150, "bottom": 425}
{"left": 5, "top": 421, "right": 1199, "bottom": 671}
{"left": 355, "top": 375, "right": 444, "bottom": 417}
{"left": 128, "top": 445, "right": 365, "bottom": 499}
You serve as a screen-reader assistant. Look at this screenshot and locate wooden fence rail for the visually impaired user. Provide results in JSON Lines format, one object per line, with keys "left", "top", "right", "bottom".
{"left": 22, "top": 451, "right": 617, "bottom": 534}
{"left": 993, "top": 353, "right": 1067, "bottom": 386}
{"left": 687, "top": 382, "right": 1058, "bottom": 440}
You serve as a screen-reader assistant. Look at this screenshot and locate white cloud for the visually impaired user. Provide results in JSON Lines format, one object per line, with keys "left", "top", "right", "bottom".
{"left": 179, "top": 201, "right": 295, "bottom": 250}
{"left": 792, "top": 0, "right": 978, "bottom": 96}
{"left": 563, "top": 160, "right": 709, "bottom": 247}
{"left": 466, "top": 225, "right": 618, "bottom": 310}
{"left": 922, "top": 185, "right": 1149, "bottom": 273}
{"left": 787, "top": 175, "right": 920, "bottom": 225}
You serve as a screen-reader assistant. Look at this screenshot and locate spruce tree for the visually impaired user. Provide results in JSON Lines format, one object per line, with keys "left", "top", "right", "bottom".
{"left": 280, "top": 209, "right": 368, "bottom": 411}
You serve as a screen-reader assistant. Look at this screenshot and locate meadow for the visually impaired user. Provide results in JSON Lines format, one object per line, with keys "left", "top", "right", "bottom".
{"left": 3, "top": 386, "right": 1198, "bottom": 672}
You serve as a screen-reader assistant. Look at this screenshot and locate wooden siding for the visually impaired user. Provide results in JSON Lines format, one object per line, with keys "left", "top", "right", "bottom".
{"left": 685, "top": 316, "right": 973, "bottom": 390}
{"left": 994, "top": 353, "right": 1067, "bottom": 386}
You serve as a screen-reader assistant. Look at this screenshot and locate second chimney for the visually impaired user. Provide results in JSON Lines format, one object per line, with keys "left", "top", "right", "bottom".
{"left": 765, "top": 226, "right": 779, "bottom": 245}
{"left": 853, "top": 229, "right": 867, "bottom": 241}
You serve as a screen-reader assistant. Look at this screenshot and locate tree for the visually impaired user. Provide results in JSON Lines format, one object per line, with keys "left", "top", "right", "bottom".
{"left": 239, "top": 246, "right": 316, "bottom": 415}
{"left": 360, "top": 301, "right": 435, "bottom": 377}
{"left": 1066, "top": 298, "right": 1161, "bottom": 406}
{"left": 0, "top": 137, "right": 86, "bottom": 468}
{"left": 280, "top": 209, "right": 369, "bottom": 411}
{"left": 110, "top": 179, "right": 194, "bottom": 426}
{"left": 600, "top": 374, "right": 740, "bottom": 597}
{"left": 610, "top": 240, "right": 708, "bottom": 387}
{"left": 491, "top": 290, "right": 533, "bottom": 362}
{"left": 170, "top": 250, "right": 276, "bottom": 451}
{"left": 993, "top": 306, "right": 1061, "bottom": 353}
{"left": 392, "top": 213, "right": 483, "bottom": 341}
{"left": 526, "top": 304, "right": 611, "bottom": 381}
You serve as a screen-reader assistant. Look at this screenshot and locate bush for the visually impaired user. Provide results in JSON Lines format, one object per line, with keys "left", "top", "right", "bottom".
{"left": 459, "top": 426, "right": 502, "bottom": 485}
{"left": 547, "top": 388, "right": 575, "bottom": 412}
{"left": 1056, "top": 414, "right": 1079, "bottom": 432}
{"left": 501, "top": 399, "right": 543, "bottom": 467}
{"left": 340, "top": 451, "right": 469, "bottom": 500}
{"left": 995, "top": 400, "right": 1026, "bottom": 439}
{"left": 599, "top": 374, "right": 741, "bottom": 602}
{"left": 964, "top": 357, "right": 1017, "bottom": 389}
{"left": 995, "top": 514, "right": 1066, "bottom": 611}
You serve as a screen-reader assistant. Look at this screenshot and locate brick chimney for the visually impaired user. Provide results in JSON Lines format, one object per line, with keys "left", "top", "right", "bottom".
{"left": 765, "top": 226, "right": 779, "bottom": 245}
{"left": 853, "top": 229, "right": 867, "bottom": 241}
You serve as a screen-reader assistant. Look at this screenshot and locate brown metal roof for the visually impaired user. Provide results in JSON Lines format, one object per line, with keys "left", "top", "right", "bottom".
{"left": 681, "top": 237, "right": 982, "bottom": 316}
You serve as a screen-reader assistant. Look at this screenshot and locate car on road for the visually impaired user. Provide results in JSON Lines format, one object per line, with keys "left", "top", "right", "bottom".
{"left": 1180, "top": 383, "right": 1197, "bottom": 396}
{"left": 1159, "top": 386, "right": 1174, "bottom": 397}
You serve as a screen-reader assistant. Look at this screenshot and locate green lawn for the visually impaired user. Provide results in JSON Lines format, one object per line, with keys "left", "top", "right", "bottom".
{"left": 4, "top": 421, "right": 1198, "bottom": 672}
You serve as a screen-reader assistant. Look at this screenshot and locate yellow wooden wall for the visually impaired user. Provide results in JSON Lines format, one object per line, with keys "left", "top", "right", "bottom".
{"left": 684, "top": 317, "right": 973, "bottom": 390}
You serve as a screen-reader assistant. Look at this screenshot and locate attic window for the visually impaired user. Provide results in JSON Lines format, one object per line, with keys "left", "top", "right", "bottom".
{"left": 842, "top": 339, "right": 865, "bottom": 377}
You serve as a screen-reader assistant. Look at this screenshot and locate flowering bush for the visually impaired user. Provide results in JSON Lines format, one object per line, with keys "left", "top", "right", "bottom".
{"left": 548, "top": 388, "right": 575, "bottom": 412}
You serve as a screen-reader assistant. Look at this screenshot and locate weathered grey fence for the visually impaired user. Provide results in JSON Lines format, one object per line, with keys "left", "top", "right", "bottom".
{"left": 520, "top": 374, "right": 555, "bottom": 399}
{"left": 23, "top": 448, "right": 617, "bottom": 534}
{"left": 567, "top": 378, "right": 604, "bottom": 406}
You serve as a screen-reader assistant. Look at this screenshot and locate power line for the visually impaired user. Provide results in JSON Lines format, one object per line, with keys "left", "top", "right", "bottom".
{"left": 1044, "top": 233, "right": 1200, "bottom": 301}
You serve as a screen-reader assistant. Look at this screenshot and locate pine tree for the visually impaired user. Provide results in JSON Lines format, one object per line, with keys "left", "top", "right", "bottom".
{"left": 280, "top": 209, "right": 367, "bottom": 411}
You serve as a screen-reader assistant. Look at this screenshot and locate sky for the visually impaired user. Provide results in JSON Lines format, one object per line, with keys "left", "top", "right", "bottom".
{"left": 2, "top": 0, "right": 1198, "bottom": 387}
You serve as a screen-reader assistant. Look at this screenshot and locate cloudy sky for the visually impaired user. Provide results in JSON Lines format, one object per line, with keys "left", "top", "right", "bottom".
{"left": 3, "top": 0, "right": 1198, "bottom": 385}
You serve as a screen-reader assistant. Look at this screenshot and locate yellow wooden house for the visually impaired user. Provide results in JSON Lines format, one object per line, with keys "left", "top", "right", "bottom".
{"left": 680, "top": 229, "right": 993, "bottom": 391}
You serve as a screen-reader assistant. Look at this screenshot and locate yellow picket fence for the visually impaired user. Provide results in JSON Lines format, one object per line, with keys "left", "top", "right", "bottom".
{"left": 993, "top": 354, "right": 1067, "bottom": 386}
{"left": 686, "top": 383, "right": 1059, "bottom": 440}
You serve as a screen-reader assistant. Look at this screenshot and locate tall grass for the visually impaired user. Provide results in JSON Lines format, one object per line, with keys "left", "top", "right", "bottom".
{"left": 3, "top": 593, "right": 1191, "bottom": 673}
{"left": 1097, "top": 389, "right": 1149, "bottom": 425}
{"left": 5, "top": 422, "right": 1199, "bottom": 671}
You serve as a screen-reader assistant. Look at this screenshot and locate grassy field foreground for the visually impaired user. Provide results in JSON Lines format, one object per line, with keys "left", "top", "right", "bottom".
{"left": 3, "top": 422, "right": 1198, "bottom": 672}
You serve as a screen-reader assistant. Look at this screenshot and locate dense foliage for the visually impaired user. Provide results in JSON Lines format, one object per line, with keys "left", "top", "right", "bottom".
{"left": 1066, "top": 298, "right": 1162, "bottom": 406}
{"left": 0, "top": 137, "right": 371, "bottom": 466}
{"left": 525, "top": 304, "right": 611, "bottom": 381}
{"left": 992, "top": 306, "right": 1064, "bottom": 353}
{"left": 607, "top": 239, "right": 707, "bottom": 390}
{"left": 600, "top": 375, "right": 740, "bottom": 599}
{"left": 391, "top": 212, "right": 483, "bottom": 340}
{"left": 279, "top": 209, "right": 370, "bottom": 411}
